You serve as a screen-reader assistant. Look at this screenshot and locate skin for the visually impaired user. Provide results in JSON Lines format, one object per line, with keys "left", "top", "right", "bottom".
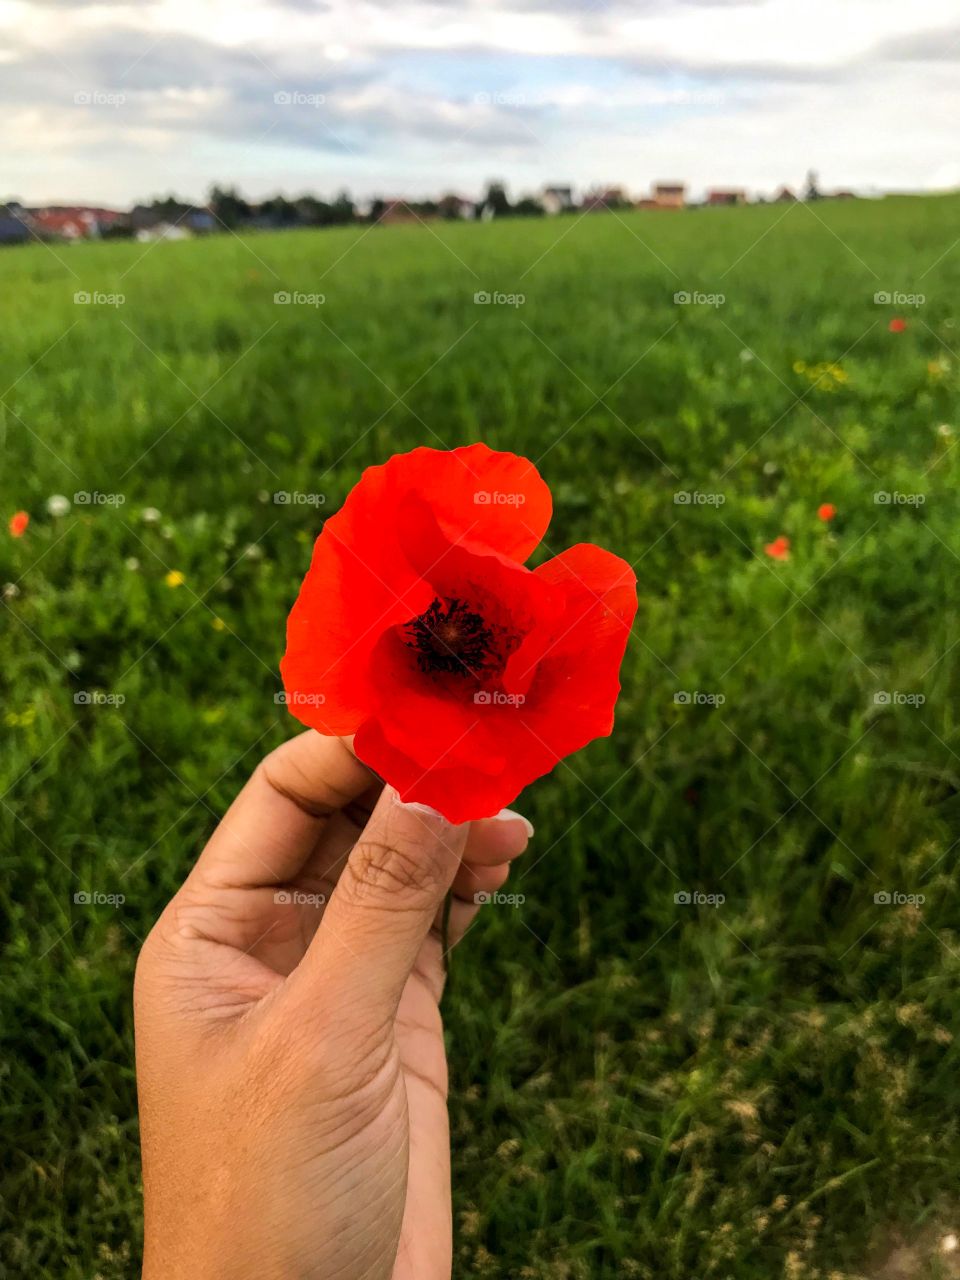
{"left": 134, "top": 730, "right": 532, "bottom": 1280}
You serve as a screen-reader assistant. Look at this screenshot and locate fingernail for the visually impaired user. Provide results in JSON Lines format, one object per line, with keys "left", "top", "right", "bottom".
{"left": 391, "top": 790, "right": 453, "bottom": 826}
{"left": 494, "top": 808, "right": 534, "bottom": 838}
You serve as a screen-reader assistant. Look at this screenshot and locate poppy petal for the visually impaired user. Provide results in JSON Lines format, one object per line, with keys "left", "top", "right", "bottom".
{"left": 391, "top": 443, "right": 552, "bottom": 564}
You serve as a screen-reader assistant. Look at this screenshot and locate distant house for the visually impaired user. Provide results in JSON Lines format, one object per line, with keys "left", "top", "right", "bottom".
{"left": 31, "top": 208, "right": 90, "bottom": 239}
{"left": 437, "top": 194, "right": 476, "bottom": 220}
{"left": 541, "top": 185, "right": 575, "bottom": 215}
{"left": 130, "top": 205, "right": 213, "bottom": 239}
{"left": 378, "top": 200, "right": 421, "bottom": 225}
{"left": 0, "top": 214, "right": 31, "bottom": 246}
{"left": 829, "top": 190, "right": 856, "bottom": 200}
{"left": 135, "top": 222, "right": 191, "bottom": 243}
{"left": 773, "top": 185, "right": 797, "bottom": 203}
{"left": 31, "top": 206, "right": 127, "bottom": 240}
{"left": 706, "top": 189, "right": 747, "bottom": 207}
{"left": 186, "top": 210, "right": 216, "bottom": 233}
{"left": 652, "top": 182, "right": 686, "bottom": 209}
{"left": 130, "top": 205, "right": 160, "bottom": 233}
{"left": 582, "top": 185, "right": 628, "bottom": 211}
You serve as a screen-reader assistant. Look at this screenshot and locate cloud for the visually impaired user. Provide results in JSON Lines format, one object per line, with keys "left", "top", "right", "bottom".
{"left": 2, "top": 0, "right": 958, "bottom": 203}
{"left": 0, "top": 25, "right": 542, "bottom": 176}
{"left": 875, "top": 23, "right": 960, "bottom": 61}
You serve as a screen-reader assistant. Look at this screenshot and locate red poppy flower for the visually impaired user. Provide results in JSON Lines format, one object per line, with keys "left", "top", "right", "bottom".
{"left": 280, "top": 444, "right": 637, "bottom": 822}
{"left": 817, "top": 503, "right": 837, "bottom": 522}
{"left": 8, "top": 511, "right": 29, "bottom": 538}
{"left": 889, "top": 317, "right": 907, "bottom": 333}
{"left": 764, "top": 535, "right": 790, "bottom": 561}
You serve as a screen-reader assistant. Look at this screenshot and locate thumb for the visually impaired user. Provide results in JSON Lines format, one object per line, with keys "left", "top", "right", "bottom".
{"left": 290, "top": 786, "right": 469, "bottom": 1026}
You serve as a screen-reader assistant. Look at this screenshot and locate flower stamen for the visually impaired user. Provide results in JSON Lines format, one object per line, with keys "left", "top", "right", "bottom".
{"left": 403, "top": 597, "right": 496, "bottom": 679}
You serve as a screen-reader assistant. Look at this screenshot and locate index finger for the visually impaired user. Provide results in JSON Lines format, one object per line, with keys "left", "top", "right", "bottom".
{"left": 188, "top": 730, "right": 375, "bottom": 891}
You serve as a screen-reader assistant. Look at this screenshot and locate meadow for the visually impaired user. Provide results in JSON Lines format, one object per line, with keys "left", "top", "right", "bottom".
{"left": 2, "top": 192, "right": 960, "bottom": 1279}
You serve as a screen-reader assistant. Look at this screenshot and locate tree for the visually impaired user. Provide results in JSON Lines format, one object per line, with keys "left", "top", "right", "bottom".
{"left": 483, "top": 181, "right": 511, "bottom": 217}
{"left": 330, "top": 189, "right": 355, "bottom": 225}
{"left": 804, "top": 169, "right": 822, "bottom": 202}
{"left": 259, "top": 195, "right": 299, "bottom": 227}
{"left": 208, "top": 184, "right": 251, "bottom": 229}
{"left": 513, "top": 196, "right": 545, "bottom": 217}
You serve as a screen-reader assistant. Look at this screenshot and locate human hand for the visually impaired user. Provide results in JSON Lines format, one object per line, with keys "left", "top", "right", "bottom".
{"left": 134, "top": 730, "right": 532, "bottom": 1279}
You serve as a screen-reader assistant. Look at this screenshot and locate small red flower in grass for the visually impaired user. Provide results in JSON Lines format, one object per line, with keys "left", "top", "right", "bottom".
{"left": 817, "top": 503, "right": 837, "bottom": 522}
{"left": 281, "top": 444, "right": 638, "bottom": 822}
{"left": 764, "top": 535, "right": 790, "bottom": 561}
{"left": 889, "top": 317, "right": 907, "bottom": 333}
{"left": 8, "top": 511, "right": 29, "bottom": 538}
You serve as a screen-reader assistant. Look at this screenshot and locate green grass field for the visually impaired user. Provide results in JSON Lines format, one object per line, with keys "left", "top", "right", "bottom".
{"left": 3, "top": 194, "right": 960, "bottom": 1278}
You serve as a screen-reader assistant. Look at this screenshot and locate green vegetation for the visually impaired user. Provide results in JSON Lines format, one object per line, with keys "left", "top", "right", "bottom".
{"left": 2, "top": 194, "right": 960, "bottom": 1278}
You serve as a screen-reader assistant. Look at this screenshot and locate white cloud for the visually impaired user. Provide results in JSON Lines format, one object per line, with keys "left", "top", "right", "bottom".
{"left": 1, "top": 0, "right": 957, "bottom": 204}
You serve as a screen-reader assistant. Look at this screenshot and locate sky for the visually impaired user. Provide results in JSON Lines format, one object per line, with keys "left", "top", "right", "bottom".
{"left": 2, "top": 0, "right": 959, "bottom": 207}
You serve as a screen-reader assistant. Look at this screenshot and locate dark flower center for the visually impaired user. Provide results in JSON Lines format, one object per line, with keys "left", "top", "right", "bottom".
{"left": 403, "top": 597, "right": 499, "bottom": 679}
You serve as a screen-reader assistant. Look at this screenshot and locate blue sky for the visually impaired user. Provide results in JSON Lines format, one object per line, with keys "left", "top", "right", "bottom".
{"left": 2, "top": 0, "right": 959, "bottom": 206}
